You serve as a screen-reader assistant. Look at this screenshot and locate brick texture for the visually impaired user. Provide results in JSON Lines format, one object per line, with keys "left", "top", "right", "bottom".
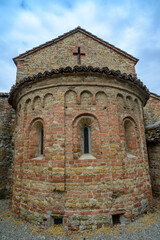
{"left": 147, "top": 141, "right": 160, "bottom": 195}
{"left": 15, "top": 32, "right": 136, "bottom": 83}
{"left": 2, "top": 29, "right": 156, "bottom": 230}
{"left": 144, "top": 93, "right": 160, "bottom": 195}
{"left": 0, "top": 94, "right": 15, "bottom": 199}
{"left": 144, "top": 94, "right": 160, "bottom": 126}
{"left": 11, "top": 72, "right": 152, "bottom": 230}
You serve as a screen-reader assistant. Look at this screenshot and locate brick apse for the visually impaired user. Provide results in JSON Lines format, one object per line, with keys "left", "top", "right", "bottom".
{"left": 2, "top": 27, "right": 160, "bottom": 230}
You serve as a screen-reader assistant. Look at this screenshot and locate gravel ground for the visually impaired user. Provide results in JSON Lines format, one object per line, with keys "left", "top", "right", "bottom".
{"left": 0, "top": 199, "right": 160, "bottom": 240}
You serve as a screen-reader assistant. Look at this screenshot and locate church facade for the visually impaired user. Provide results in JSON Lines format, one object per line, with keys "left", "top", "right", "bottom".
{"left": 0, "top": 27, "right": 160, "bottom": 230}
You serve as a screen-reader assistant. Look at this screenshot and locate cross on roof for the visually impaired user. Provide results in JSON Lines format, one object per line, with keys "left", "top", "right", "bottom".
{"left": 73, "top": 47, "right": 85, "bottom": 64}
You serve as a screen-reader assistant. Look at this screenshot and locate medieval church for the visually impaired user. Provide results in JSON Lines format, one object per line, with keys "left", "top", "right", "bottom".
{"left": 0, "top": 27, "right": 160, "bottom": 231}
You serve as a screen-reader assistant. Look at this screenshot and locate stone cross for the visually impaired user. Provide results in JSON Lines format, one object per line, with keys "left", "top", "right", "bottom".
{"left": 73, "top": 47, "right": 85, "bottom": 64}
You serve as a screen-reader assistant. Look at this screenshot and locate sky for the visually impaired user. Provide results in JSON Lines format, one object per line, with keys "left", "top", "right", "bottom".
{"left": 0, "top": 0, "right": 160, "bottom": 95}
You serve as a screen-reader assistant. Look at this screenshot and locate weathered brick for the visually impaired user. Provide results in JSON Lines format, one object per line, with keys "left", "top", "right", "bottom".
{"left": 1, "top": 27, "right": 159, "bottom": 231}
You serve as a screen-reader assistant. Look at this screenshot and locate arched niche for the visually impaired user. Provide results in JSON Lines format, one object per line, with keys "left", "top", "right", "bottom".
{"left": 80, "top": 91, "right": 93, "bottom": 105}
{"left": 126, "top": 96, "right": 133, "bottom": 110}
{"left": 95, "top": 91, "right": 107, "bottom": 105}
{"left": 43, "top": 93, "right": 53, "bottom": 109}
{"left": 134, "top": 99, "right": 140, "bottom": 112}
{"left": 24, "top": 99, "right": 31, "bottom": 113}
{"left": 24, "top": 99, "right": 31, "bottom": 122}
{"left": 33, "top": 96, "right": 41, "bottom": 110}
{"left": 117, "top": 93, "right": 125, "bottom": 109}
{"left": 65, "top": 90, "right": 77, "bottom": 107}
{"left": 16, "top": 103, "right": 21, "bottom": 125}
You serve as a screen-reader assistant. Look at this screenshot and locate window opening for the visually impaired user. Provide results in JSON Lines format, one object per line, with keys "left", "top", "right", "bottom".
{"left": 39, "top": 128, "right": 43, "bottom": 155}
{"left": 112, "top": 214, "right": 121, "bottom": 225}
{"left": 54, "top": 217, "right": 63, "bottom": 225}
{"left": 83, "top": 126, "right": 91, "bottom": 154}
{"left": 124, "top": 119, "right": 137, "bottom": 155}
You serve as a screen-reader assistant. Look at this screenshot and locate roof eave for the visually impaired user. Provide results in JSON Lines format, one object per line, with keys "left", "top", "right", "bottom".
{"left": 8, "top": 65, "right": 149, "bottom": 109}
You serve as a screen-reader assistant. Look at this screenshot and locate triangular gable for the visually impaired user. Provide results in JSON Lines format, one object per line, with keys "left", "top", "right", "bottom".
{"left": 13, "top": 26, "right": 138, "bottom": 65}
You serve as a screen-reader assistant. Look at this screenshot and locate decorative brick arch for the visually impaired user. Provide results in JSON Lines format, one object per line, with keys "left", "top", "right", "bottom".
{"left": 24, "top": 98, "right": 31, "bottom": 120}
{"left": 43, "top": 93, "right": 53, "bottom": 109}
{"left": 80, "top": 90, "right": 93, "bottom": 105}
{"left": 117, "top": 93, "right": 126, "bottom": 109}
{"left": 126, "top": 95, "right": 133, "bottom": 110}
{"left": 123, "top": 117, "right": 138, "bottom": 156}
{"left": 95, "top": 91, "right": 107, "bottom": 106}
{"left": 28, "top": 118, "right": 44, "bottom": 159}
{"left": 33, "top": 96, "right": 41, "bottom": 110}
{"left": 64, "top": 90, "right": 77, "bottom": 107}
{"left": 72, "top": 113, "right": 101, "bottom": 159}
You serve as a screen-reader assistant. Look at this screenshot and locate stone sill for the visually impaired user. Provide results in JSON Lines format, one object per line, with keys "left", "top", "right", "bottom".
{"left": 127, "top": 153, "right": 137, "bottom": 159}
{"left": 79, "top": 154, "right": 96, "bottom": 160}
{"left": 32, "top": 155, "right": 44, "bottom": 160}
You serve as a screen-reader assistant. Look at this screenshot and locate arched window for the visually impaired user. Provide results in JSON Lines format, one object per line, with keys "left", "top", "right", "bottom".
{"left": 39, "top": 128, "right": 44, "bottom": 155}
{"left": 83, "top": 126, "right": 91, "bottom": 154}
{"left": 29, "top": 119, "right": 44, "bottom": 159}
{"left": 73, "top": 115, "right": 101, "bottom": 160}
{"left": 124, "top": 118, "right": 137, "bottom": 155}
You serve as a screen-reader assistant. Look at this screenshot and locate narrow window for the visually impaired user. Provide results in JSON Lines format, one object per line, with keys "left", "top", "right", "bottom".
{"left": 124, "top": 119, "right": 137, "bottom": 155}
{"left": 54, "top": 218, "right": 63, "bottom": 225}
{"left": 39, "top": 128, "right": 43, "bottom": 155}
{"left": 112, "top": 214, "right": 121, "bottom": 225}
{"left": 29, "top": 120, "right": 44, "bottom": 159}
{"left": 49, "top": 216, "right": 63, "bottom": 227}
{"left": 83, "top": 126, "right": 91, "bottom": 154}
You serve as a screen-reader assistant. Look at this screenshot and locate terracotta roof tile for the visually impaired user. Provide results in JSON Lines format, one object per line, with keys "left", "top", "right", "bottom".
{"left": 8, "top": 65, "right": 149, "bottom": 108}
{"left": 0, "top": 92, "right": 9, "bottom": 97}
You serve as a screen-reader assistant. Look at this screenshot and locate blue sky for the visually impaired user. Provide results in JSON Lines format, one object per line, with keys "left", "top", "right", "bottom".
{"left": 0, "top": 0, "right": 160, "bottom": 94}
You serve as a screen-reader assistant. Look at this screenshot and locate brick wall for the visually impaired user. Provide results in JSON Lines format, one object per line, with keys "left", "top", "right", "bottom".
{"left": 10, "top": 29, "right": 152, "bottom": 230}
{"left": 11, "top": 74, "right": 152, "bottom": 230}
{"left": 0, "top": 93, "right": 15, "bottom": 199}
{"left": 147, "top": 141, "right": 160, "bottom": 195}
{"left": 144, "top": 93, "right": 160, "bottom": 126}
{"left": 144, "top": 93, "right": 160, "bottom": 195}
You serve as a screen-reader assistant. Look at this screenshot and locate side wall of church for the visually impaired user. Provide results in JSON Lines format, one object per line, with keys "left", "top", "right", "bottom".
{"left": 147, "top": 141, "right": 160, "bottom": 195}
{"left": 144, "top": 94, "right": 160, "bottom": 126}
{"left": 144, "top": 94, "right": 160, "bottom": 195}
{"left": 11, "top": 75, "right": 152, "bottom": 230}
{"left": 15, "top": 32, "right": 136, "bottom": 82}
{"left": 0, "top": 94, "right": 15, "bottom": 199}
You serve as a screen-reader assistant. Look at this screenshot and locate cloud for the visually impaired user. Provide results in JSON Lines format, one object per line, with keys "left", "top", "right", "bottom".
{"left": 0, "top": 59, "right": 16, "bottom": 92}
{"left": 137, "top": 57, "right": 160, "bottom": 94}
{"left": 10, "top": 10, "right": 52, "bottom": 54}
